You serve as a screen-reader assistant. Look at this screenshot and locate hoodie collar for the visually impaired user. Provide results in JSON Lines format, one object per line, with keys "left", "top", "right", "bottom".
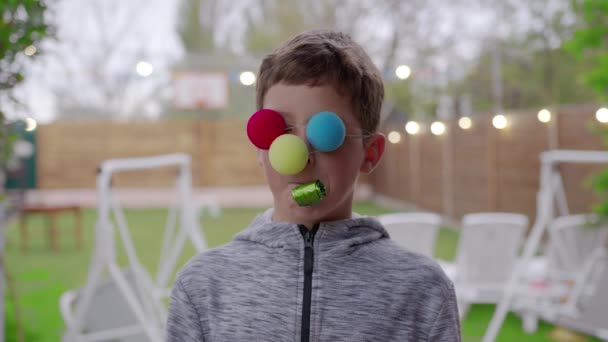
{"left": 233, "top": 208, "right": 388, "bottom": 253}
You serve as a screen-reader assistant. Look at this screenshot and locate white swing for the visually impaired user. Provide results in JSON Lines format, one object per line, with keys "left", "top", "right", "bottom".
{"left": 60, "top": 153, "right": 207, "bottom": 342}
{"left": 482, "top": 150, "right": 608, "bottom": 342}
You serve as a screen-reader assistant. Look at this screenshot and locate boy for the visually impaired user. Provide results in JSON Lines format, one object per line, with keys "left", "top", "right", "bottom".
{"left": 167, "top": 29, "right": 461, "bottom": 342}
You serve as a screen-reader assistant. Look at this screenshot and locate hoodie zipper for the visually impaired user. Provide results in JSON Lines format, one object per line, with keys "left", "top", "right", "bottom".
{"left": 299, "top": 224, "right": 319, "bottom": 342}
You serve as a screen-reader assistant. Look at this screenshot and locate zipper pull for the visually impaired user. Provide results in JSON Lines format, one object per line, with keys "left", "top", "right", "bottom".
{"left": 305, "top": 230, "right": 313, "bottom": 247}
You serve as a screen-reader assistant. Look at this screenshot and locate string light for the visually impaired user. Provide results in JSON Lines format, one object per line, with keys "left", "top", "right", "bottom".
{"left": 24, "top": 45, "right": 37, "bottom": 56}
{"left": 395, "top": 65, "right": 411, "bottom": 80}
{"left": 136, "top": 61, "right": 154, "bottom": 77}
{"left": 492, "top": 114, "right": 508, "bottom": 129}
{"left": 537, "top": 109, "right": 551, "bottom": 123}
{"left": 459, "top": 117, "right": 472, "bottom": 130}
{"left": 388, "top": 131, "right": 402, "bottom": 144}
{"left": 25, "top": 117, "right": 37, "bottom": 131}
{"left": 596, "top": 107, "right": 608, "bottom": 123}
{"left": 239, "top": 71, "right": 256, "bottom": 86}
{"left": 405, "top": 121, "right": 420, "bottom": 135}
{"left": 430, "top": 121, "right": 446, "bottom": 136}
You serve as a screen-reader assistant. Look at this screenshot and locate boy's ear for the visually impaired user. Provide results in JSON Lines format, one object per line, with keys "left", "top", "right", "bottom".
{"left": 360, "top": 133, "right": 385, "bottom": 174}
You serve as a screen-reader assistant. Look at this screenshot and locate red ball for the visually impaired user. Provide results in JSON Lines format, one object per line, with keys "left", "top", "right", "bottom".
{"left": 247, "top": 109, "right": 287, "bottom": 150}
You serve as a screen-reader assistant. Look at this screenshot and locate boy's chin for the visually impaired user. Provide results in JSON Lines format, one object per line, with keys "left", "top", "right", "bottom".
{"left": 276, "top": 198, "right": 326, "bottom": 222}
{"left": 292, "top": 199, "right": 347, "bottom": 223}
{"left": 288, "top": 199, "right": 324, "bottom": 214}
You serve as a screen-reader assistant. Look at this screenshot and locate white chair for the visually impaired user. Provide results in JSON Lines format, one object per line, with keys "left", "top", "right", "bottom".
{"left": 438, "top": 212, "right": 528, "bottom": 319}
{"left": 377, "top": 212, "right": 442, "bottom": 258}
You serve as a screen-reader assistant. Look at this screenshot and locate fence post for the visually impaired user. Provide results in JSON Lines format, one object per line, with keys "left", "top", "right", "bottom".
{"left": 442, "top": 121, "right": 455, "bottom": 219}
{"left": 409, "top": 133, "right": 420, "bottom": 206}
{"left": 487, "top": 116, "right": 498, "bottom": 211}
{"left": 549, "top": 107, "right": 559, "bottom": 150}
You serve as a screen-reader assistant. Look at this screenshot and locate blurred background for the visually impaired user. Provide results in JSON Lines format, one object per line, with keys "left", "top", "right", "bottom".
{"left": 1, "top": 0, "right": 608, "bottom": 341}
{"left": 2, "top": 0, "right": 604, "bottom": 123}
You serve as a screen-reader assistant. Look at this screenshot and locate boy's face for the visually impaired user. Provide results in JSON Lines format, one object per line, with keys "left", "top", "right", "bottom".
{"left": 259, "top": 82, "right": 385, "bottom": 227}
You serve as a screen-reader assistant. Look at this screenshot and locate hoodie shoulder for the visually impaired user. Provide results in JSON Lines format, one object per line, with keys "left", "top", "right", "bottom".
{"left": 373, "top": 238, "right": 454, "bottom": 294}
{"left": 176, "top": 241, "right": 244, "bottom": 283}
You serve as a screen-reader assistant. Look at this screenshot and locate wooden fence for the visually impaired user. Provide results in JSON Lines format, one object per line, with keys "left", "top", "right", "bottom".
{"left": 34, "top": 104, "right": 606, "bottom": 221}
{"left": 370, "top": 104, "right": 606, "bottom": 221}
{"left": 36, "top": 118, "right": 265, "bottom": 188}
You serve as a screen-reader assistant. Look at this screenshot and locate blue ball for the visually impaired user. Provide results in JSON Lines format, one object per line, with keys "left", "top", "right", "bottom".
{"left": 306, "top": 111, "right": 346, "bottom": 152}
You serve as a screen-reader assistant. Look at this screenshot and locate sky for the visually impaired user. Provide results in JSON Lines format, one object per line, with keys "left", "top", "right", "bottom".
{"left": 11, "top": 0, "right": 185, "bottom": 123}
{"left": 7, "top": 0, "right": 572, "bottom": 123}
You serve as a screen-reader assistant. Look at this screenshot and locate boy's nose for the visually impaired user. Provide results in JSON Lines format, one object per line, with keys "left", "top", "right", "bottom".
{"left": 292, "top": 124, "right": 306, "bottom": 138}
{"left": 306, "top": 148, "right": 316, "bottom": 167}
{"left": 292, "top": 126, "right": 314, "bottom": 151}
{"left": 289, "top": 127, "right": 316, "bottom": 167}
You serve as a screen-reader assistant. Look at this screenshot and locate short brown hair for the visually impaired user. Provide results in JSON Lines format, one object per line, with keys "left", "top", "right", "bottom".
{"left": 256, "top": 29, "right": 385, "bottom": 135}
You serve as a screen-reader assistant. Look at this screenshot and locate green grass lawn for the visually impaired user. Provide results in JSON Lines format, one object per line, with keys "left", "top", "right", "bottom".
{"left": 2, "top": 202, "right": 598, "bottom": 341}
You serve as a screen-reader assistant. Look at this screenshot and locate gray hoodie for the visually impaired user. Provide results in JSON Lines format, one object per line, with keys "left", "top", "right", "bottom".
{"left": 167, "top": 209, "right": 461, "bottom": 341}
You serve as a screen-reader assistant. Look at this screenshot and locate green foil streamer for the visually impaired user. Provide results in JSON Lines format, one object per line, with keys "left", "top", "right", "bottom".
{"left": 292, "top": 180, "right": 326, "bottom": 206}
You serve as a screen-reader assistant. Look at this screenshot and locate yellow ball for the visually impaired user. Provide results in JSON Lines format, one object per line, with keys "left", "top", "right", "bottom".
{"left": 268, "top": 134, "right": 309, "bottom": 175}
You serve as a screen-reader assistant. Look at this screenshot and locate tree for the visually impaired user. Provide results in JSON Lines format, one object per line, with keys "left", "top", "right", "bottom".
{"left": 175, "top": 0, "right": 597, "bottom": 121}
{"left": 443, "top": 0, "right": 599, "bottom": 114}
{"left": 565, "top": 0, "right": 608, "bottom": 217}
{"left": 451, "top": 42, "right": 596, "bottom": 113}
{"left": 0, "top": 0, "right": 47, "bottom": 177}
{"left": 22, "top": 0, "right": 184, "bottom": 120}
{"left": 1, "top": 3, "right": 49, "bottom": 341}
{"left": 241, "top": 0, "right": 444, "bottom": 120}
{"left": 243, "top": 0, "right": 342, "bottom": 57}
{"left": 178, "top": 0, "right": 217, "bottom": 53}
{"left": 566, "top": 0, "right": 608, "bottom": 100}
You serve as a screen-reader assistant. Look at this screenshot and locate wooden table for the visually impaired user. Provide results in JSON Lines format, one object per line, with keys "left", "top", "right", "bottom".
{"left": 19, "top": 205, "right": 83, "bottom": 253}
